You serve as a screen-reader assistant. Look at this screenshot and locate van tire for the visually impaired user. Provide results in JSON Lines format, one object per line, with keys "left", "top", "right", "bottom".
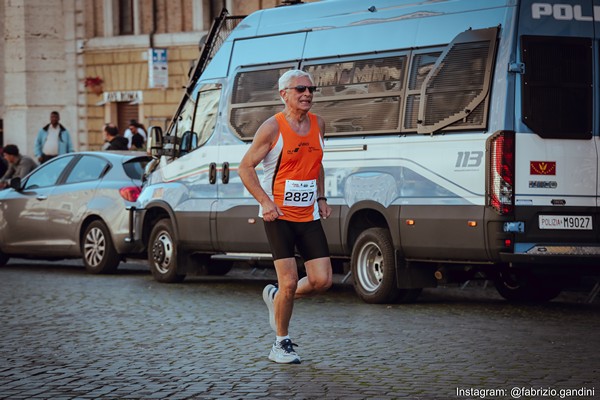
{"left": 351, "top": 228, "right": 400, "bottom": 304}
{"left": 82, "top": 220, "right": 120, "bottom": 274}
{"left": 494, "top": 267, "right": 562, "bottom": 302}
{"left": 148, "top": 219, "right": 185, "bottom": 283}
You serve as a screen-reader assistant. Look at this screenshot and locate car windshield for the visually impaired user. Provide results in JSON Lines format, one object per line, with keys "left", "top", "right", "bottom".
{"left": 123, "top": 157, "right": 150, "bottom": 180}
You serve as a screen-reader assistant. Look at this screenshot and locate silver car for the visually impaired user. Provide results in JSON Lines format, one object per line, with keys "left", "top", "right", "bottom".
{"left": 0, "top": 151, "right": 151, "bottom": 273}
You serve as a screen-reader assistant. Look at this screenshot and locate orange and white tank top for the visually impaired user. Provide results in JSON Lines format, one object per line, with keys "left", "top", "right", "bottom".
{"left": 260, "top": 112, "right": 324, "bottom": 222}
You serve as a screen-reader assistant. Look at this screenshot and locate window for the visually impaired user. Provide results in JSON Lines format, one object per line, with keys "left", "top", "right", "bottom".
{"left": 170, "top": 83, "right": 221, "bottom": 155}
{"left": 228, "top": 27, "right": 498, "bottom": 140}
{"left": 417, "top": 27, "right": 498, "bottom": 134}
{"left": 24, "top": 156, "right": 73, "bottom": 190}
{"left": 118, "top": 0, "right": 134, "bottom": 35}
{"left": 521, "top": 35, "right": 592, "bottom": 139}
{"left": 123, "top": 157, "right": 150, "bottom": 179}
{"left": 230, "top": 66, "right": 294, "bottom": 140}
{"left": 404, "top": 51, "right": 442, "bottom": 130}
{"left": 65, "top": 156, "right": 109, "bottom": 184}
{"left": 305, "top": 55, "right": 406, "bottom": 137}
{"left": 193, "top": 85, "right": 221, "bottom": 147}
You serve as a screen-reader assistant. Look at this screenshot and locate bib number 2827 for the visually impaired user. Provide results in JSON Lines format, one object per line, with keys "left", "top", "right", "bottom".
{"left": 283, "top": 179, "right": 316, "bottom": 207}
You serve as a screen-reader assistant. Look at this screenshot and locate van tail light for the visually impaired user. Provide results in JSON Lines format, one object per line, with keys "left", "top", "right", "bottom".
{"left": 119, "top": 186, "right": 142, "bottom": 202}
{"left": 488, "top": 131, "right": 515, "bottom": 215}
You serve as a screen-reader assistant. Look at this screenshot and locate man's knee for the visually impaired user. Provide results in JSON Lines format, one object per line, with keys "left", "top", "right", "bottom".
{"left": 307, "top": 272, "right": 332, "bottom": 292}
{"left": 278, "top": 278, "right": 298, "bottom": 296}
{"left": 316, "top": 276, "right": 332, "bottom": 292}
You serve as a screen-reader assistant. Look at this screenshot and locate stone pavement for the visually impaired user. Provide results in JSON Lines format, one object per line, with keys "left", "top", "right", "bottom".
{"left": 0, "top": 260, "right": 598, "bottom": 399}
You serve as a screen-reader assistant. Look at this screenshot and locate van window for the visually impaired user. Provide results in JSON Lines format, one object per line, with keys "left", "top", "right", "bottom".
{"left": 417, "top": 27, "right": 498, "bottom": 134}
{"left": 521, "top": 35, "right": 592, "bottom": 139}
{"left": 230, "top": 66, "right": 294, "bottom": 140}
{"left": 305, "top": 55, "right": 406, "bottom": 137}
{"left": 194, "top": 86, "right": 221, "bottom": 147}
{"left": 171, "top": 83, "right": 221, "bottom": 153}
{"left": 404, "top": 51, "right": 442, "bottom": 130}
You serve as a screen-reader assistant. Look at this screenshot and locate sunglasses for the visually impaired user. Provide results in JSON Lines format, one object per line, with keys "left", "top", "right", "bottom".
{"left": 284, "top": 85, "right": 318, "bottom": 94}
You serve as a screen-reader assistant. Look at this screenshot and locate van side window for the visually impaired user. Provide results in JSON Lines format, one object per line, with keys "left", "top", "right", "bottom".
{"left": 404, "top": 51, "right": 442, "bottom": 130}
{"left": 305, "top": 56, "right": 406, "bottom": 137}
{"left": 230, "top": 67, "right": 294, "bottom": 140}
{"left": 417, "top": 27, "right": 498, "bottom": 134}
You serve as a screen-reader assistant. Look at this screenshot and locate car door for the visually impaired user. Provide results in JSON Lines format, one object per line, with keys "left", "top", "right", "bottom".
{"left": 43, "top": 154, "right": 108, "bottom": 253}
{"left": 0, "top": 155, "right": 74, "bottom": 253}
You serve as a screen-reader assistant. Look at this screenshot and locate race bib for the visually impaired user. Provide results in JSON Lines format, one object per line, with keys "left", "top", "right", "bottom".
{"left": 283, "top": 179, "right": 316, "bottom": 207}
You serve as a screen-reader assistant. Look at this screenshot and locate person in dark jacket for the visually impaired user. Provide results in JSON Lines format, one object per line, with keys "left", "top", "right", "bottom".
{"left": 0, "top": 144, "right": 38, "bottom": 189}
{"left": 104, "top": 125, "right": 129, "bottom": 151}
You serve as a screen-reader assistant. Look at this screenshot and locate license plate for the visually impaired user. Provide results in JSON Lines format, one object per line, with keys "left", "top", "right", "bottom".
{"left": 539, "top": 215, "right": 593, "bottom": 230}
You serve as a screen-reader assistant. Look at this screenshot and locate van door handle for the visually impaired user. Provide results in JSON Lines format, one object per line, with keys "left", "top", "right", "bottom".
{"left": 36, "top": 195, "right": 48, "bottom": 201}
{"left": 209, "top": 162, "right": 217, "bottom": 184}
{"left": 221, "top": 162, "right": 229, "bottom": 184}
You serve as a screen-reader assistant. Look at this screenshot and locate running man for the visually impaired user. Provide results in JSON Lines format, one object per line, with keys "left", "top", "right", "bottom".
{"left": 238, "top": 69, "right": 333, "bottom": 364}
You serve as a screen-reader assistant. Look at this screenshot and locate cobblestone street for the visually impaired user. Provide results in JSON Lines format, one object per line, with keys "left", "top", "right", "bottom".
{"left": 0, "top": 261, "right": 598, "bottom": 399}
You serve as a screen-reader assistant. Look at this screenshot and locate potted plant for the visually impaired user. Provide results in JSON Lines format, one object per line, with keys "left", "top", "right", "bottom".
{"left": 84, "top": 76, "right": 104, "bottom": 95}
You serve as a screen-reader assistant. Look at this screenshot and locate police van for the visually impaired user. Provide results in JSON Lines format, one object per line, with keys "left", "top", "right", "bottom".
{"left": 130, "top": 0, "right": 600, "bottom": 303}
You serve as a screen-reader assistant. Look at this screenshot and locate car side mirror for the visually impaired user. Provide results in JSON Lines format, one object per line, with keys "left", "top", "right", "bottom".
{"left": 148, "top": 126, "right": 163, "bottom": 158}
{"left": 9, "top": 177, "right": 21, "bottom": 191}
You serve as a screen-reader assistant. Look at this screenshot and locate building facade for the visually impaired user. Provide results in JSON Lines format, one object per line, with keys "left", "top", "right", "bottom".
{"left": 0, "top": 0, "right": 309, "bottom": 156}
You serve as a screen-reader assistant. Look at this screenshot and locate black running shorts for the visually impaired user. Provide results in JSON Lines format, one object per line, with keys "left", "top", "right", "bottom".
{"left": 263, "top": 219, "right": 330, "bottom": 261}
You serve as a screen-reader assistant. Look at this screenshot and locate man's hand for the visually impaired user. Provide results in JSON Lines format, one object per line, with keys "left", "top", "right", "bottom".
{"left": 318, "top": 200, "right": 331, "bottom": 220}
{"left": 261, "top": 199, "right": 284, "bottom": 222}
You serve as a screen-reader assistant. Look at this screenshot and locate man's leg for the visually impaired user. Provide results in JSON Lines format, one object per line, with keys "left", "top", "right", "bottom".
{"left": 296, "top": 257, "right": 332, "bottom": 298}
{"left": 273, "top": 257, "right": 299, "bottom": 336}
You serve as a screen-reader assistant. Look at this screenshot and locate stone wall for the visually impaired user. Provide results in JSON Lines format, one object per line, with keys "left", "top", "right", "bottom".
{"left": 2, "top": 0, "right": 81, "bottom": 157}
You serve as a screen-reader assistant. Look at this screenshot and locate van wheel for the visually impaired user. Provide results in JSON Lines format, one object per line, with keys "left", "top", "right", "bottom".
{"left": 351, "top": 228, "right": 400, "bottom": 304}
{"left": 494, "top": 267, "right": 562, "bottom": 302}
{"left": 148, "top": 219, "right": 185, "bottom": 283}
{"left": 82, "top": 220, "right": 120, "bottom": 274}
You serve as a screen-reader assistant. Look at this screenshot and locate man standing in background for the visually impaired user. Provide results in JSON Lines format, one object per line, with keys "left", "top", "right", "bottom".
{"left": 34, "top": 111, "right": 74, "bottom": 163}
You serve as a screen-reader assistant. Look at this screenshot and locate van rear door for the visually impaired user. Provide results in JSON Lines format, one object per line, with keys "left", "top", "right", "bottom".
{"left": 512, "top": 0, "right": 598, "bottom": 256}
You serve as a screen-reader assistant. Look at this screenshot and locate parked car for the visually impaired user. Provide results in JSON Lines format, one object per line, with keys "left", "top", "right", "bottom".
{"left": 0, "top": 151, "right": 151, "bottom": 273}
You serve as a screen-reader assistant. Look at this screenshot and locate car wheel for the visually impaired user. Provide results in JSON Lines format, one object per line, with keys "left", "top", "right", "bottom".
{"left": 494, "top": 267, "right": 562, "bottom": 302}
{"left": 351, "top": 227, "right": 401, "bottom": 304}
{"left": 148, "top": 219, "right": 185, "bottom": 283}
{"left": 82, "top": 220, "right": 121, "bottom": 274}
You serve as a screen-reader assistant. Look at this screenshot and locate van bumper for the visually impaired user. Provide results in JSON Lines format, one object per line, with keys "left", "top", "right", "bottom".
{"left": 500, "top": 245, "right": 600, "bottom": 267}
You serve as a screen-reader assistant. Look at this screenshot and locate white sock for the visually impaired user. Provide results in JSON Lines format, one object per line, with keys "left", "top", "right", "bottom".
{"left": 276, "top": 335, "right": 290, "bottom": 344}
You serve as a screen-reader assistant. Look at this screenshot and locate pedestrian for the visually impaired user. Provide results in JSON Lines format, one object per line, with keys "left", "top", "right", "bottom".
{"left": 0, "top": 144, "right": 38, "bottom": 189}
{"left": 34, "top": 111, "right": 74, "bottom": 163}
{"left": 123, "top": 119, "right": 147, "bottom": 149}
{"left": 238, "top": 69, "right": 332, "bottom": 365}
{"left": 128, "top": 121, "right": 146, "bottom": 151}
{"left": 103, "top": 124, "right": 129, "bottom": 151}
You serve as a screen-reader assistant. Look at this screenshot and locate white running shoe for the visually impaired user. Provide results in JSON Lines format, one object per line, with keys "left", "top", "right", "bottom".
{"left": 268, "top": 339, "right": 301, "bottom": 364}
{"left": 262, "top": 284, "right": 277, "bottom": 332}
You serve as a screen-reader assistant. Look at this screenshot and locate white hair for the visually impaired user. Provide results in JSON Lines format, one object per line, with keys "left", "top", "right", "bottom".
{"left": 278, "top": 69, "right": 314, "bottom": 91}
